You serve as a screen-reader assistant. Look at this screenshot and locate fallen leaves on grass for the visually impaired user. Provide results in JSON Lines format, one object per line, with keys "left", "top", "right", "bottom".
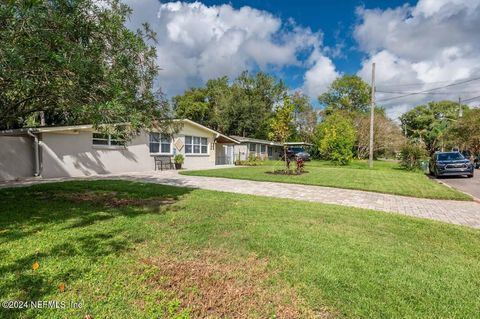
{"left": 32, "top": 261, "right": 39, "bottom": 271}
{"left": 140, "top": 250, "right": 330, "bottom": 318}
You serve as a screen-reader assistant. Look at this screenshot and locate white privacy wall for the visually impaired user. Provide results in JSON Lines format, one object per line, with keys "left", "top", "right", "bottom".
{"left": 40, "top": 131, "right": 155, "bottom": 178}
{"left": 0, "top": 136, "right": 34, "bottom": 181}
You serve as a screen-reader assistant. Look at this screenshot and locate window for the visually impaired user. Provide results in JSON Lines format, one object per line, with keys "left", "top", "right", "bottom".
{"left": 249, "top": 143, "right": 256, "bottom": 152}
{"left": 149, "top": 133, "right": 171, "bottom": 154}
{"left": 185, "top": 136, "right": 208, "bottom": 154}
{"left": 268, "top": 146, "right": 273, "bottom": 156}
{"left": 260, "top": 144, "right": 266, "bottom": 153}
{"left": 92, "top": 133, "right": 125, "bottom": 147}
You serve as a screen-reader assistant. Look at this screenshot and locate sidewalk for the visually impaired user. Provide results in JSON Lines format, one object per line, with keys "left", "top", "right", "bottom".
{"left": 2, "top": 170, "right": 480, "bottom": 228}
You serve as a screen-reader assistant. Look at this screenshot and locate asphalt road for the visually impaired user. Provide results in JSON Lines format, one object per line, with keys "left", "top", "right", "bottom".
{"left": 438, "top": 169, "right": 480, "bottom": 200}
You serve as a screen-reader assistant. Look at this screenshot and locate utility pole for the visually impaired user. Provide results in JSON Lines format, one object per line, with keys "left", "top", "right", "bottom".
{"left": 369, "top": 63, "right": 375, "bottom": 168}
{"left": 458, "top": 97, "right": 463, "bottom": 117}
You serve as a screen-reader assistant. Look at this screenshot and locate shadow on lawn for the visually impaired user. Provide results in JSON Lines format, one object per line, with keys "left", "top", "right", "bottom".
{"left": 0, "top": 180, "right": 192, "bottom": 318}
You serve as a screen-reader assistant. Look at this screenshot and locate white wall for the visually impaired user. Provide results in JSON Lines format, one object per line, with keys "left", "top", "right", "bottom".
{"left": 39, "top": 121, "right": 220, "bottom": 177}
{"left": 234, "top": 143, "right": 282, "bottom": 161}
{"left": 0, "top": 136, "right": 34, "bottom": 181}
{"left": 40, "top": 131, "right": 154, "bottom": 178}
{"left": 171, "top": 123, "right": 216, "bottom": 169}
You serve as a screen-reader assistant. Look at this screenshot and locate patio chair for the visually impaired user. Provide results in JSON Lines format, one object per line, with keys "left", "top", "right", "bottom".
{"left": 154, "top": 156, "right": 175, "bottom": 171}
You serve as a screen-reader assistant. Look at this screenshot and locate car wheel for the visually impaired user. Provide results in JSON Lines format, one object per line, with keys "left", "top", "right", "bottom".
{"left": 468, "top": 172, "right": 474, "bottom": 178}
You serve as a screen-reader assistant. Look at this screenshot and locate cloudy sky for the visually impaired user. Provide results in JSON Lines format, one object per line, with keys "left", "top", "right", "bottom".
{"left": 123, "top": 0, "right": 480, "bottom": 119}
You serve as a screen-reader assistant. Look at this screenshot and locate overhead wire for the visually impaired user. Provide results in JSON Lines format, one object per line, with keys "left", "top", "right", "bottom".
{"left": 375, "top": 76, "right": 480, "bottom": 103}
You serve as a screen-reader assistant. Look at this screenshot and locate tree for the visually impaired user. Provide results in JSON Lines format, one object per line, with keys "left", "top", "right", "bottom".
{"left": 448, "top": 108, "right": 480, "bottom": 155}
{"left": 173, "top": 71, "right": 286, "bottom": 138}
{"left": 354, "top": 108, "right": 405, "bottom": 159}
{"left": 290, "top": 92, "right": 317, "bottom": 143}
{"left": 172, "top": 88, "right": 210, "bottom": 125}
{"left": 318, "top": 75, "right": 371, "bottom": 115}
{"left": 268, "top": 97, "right": 295, "bottom": 170}
{"left": 315, "top": 112, "right": 356, "bottom": 165}
{"left": 0, "top": 0, "right": 171, "bottom": 137}
{"left": 400, "top": 101, "right": 468, "bottom": 154}
{"left": 227, "top": 71, "right": 287, "bottom": 138}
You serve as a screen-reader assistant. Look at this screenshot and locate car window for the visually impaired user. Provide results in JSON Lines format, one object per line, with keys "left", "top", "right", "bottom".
{"left": 437, "top": 153, "right": 464, "bottom": 161}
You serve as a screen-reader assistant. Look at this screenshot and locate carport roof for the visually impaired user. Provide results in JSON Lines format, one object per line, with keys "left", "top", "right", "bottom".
{"left": 229, "top": 135, "right": 283, "bottom": 147}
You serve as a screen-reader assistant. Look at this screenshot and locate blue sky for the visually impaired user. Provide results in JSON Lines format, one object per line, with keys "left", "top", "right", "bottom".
{"left": 198, "top": 0, "right": 412, "bottom": 71}
{"left": 125, "top": 0, "right": 480, "bottom": 119}
{"left": 169, "top": 0, "right": 414, "bottom": 91}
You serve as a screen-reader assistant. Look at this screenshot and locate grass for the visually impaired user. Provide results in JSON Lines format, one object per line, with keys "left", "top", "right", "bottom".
{"left": 1, "top": 180, "right": 480, "bottom": 318}
{"left": 181, "top": 159, "right": 471, "bottom": 200}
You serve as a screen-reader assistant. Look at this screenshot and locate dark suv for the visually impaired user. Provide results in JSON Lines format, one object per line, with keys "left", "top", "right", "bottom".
{"left": 284, "top": 147, "right": 311, "bottom": 161}
{"left": 429, "top": 152, "right": 474, "bottom": 178}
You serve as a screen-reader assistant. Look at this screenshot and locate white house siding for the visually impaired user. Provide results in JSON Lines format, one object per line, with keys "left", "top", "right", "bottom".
{"left": 171, "top": 123, "right": 216, "bottom": 169}
{"left": 40, "top": 131, "right": 154, "bottom": 178}
{"left": 0, "top": 136, "right": 34, "bottom": 181}
{"left": 233, "top": 143, "right": 282, "bottom": 161}
{"left": 0, "top": 121, "right": 231, "bottom": 179}
{"left": 233, "top": 144, "right": 248, "bottom": 161}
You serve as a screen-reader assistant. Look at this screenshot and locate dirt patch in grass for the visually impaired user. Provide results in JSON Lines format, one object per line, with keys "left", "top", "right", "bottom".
{"left": 141, "top": 250, "right": 334, "bottom": 318}
{"left": 266, "top": 169, "right": 309, "bottom": 176}
{"left": 54, "top": 191, "right": 176, "bottom": 208}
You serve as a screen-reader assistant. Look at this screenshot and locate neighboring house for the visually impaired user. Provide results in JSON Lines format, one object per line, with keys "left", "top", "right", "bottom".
{"left": 230, "top": 135, "right": 284, "bottom": 161}
{"left": 0, "top": 119, "right": 238, "bottom": 180}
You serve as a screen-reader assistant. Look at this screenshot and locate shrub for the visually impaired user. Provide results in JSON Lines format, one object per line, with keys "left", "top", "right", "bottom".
{"left": 174, "top": 154, "right": 184, "bottom": 164}
{"left": 295, "top": 158, "right": 305, "bottom": 174}
{"left": 316, "top": 112, "right": 356, "bottom": 165}
{"left": 400, "top": 143, "right": 427, "bottom": 170}
{"left": 235, "top": 154, "right": 265, "bottom": 166}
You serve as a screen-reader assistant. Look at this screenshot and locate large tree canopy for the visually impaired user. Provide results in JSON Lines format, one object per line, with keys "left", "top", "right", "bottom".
{"left": 400, "top": 101, "right": 468, "bottom": 154}
{"left": 448, "top": 108, "right": 480, "bottom": 155}
{"left": 173, "top": 71, "right": 286, "bottom": 139}
{"left": 0, "top": 0, "right": 170, "bottom": 135}
{"left": 318, "top": 75, "right": 371, "bottom": 115}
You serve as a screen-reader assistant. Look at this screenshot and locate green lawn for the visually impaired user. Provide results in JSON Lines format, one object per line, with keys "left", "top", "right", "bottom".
{"left": 181, "top": 160, "right": 471, "bottom": 200}
{"left": 1, "top": 181, "right": 479, "bottom": 318}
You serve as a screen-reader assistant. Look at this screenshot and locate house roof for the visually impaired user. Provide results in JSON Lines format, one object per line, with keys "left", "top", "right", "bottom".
{"left": 284, "top": 142, "right": 314, "bottom": 146}
{"left": 0, "top": 124, "right": 95, "bottom": 136}
{"left": 229, "top": 135, "right": 283, "bottom": 147}
{"left": 176, "top": 119, "right": 239, "bottom": 144}
{"left": 0, "top": 119, "right": 240, "bottom": 144}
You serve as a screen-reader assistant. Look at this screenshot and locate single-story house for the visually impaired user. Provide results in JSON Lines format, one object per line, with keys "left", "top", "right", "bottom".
{"left": 0, "top": 119, "right": 238, "bottom": 181}
{"left": 230, "top": 135, "right": 284, "bottom": 161}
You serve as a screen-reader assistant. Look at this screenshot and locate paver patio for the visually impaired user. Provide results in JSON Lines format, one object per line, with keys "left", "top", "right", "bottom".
{"left": 2, "top": 170, "right": 480, "bottom": 228}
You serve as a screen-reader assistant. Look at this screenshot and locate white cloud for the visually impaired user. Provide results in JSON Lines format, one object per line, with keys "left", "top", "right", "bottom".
{"left": 123, "top": 0, "right": 338, "bottom": 99}
{"left": 303, "top": 55, "right": 339, "bottom": 98}
{"left": 354, "top": 0, "right": 480, "bottom": 119}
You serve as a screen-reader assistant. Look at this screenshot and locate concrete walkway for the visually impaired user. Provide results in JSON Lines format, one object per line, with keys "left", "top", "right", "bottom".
{"left": 2, "top": 170, "right": 480, "bottom": 229}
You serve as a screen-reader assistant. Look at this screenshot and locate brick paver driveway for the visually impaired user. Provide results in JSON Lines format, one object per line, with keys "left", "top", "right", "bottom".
{"left": 2, "top": 170, "right": 480, "bottom": 228}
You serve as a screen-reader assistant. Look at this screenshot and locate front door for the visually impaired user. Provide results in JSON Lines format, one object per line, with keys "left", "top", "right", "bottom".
{"left": 226, "top": 145, "right": 233, "bottom": 164}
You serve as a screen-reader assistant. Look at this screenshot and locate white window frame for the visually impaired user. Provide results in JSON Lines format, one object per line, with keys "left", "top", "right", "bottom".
{"left": 249, "top": 143, "right": 256, "bottom": 152}
{"left": 185, "top": 135, "right": 208, "bottom": 155}
{"left": 149, "top": 132, "right": 172, "bottom": 155}
{"left": 92, "top": 133, "right": 125, "bottom": 148}
{"left": 260, "top": 144, "right": 266, "bottom": 153}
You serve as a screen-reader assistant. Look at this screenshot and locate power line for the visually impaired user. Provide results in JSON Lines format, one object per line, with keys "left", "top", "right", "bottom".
{"left": 377, "top": 91, "right": 480, "bottom": 95}
{"left": 376, "top": 76, "right": 480, "bottom": 103}
{"left": 376, "top": 80, "right": 453, "bottom": 87}
{"left": 462, "top": 95, "right": 480, "bottom": 103}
